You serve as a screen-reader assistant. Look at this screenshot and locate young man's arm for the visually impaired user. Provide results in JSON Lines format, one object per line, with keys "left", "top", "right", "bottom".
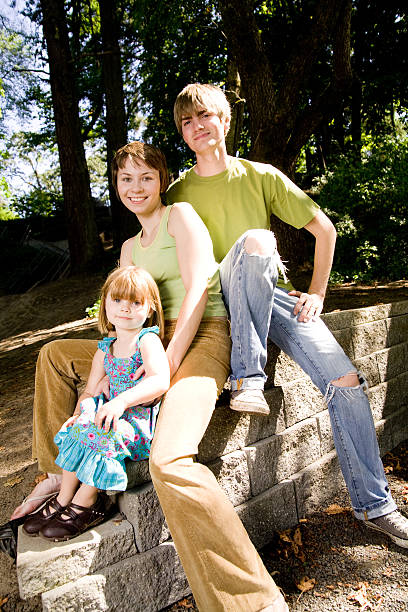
{"left": 289, "top": 209, "right": 337, "bottom": 322}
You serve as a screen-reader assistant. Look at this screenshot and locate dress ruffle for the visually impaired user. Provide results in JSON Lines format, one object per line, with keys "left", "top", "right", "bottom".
{"left": 55, "top": 427, "right": 128, "bottom": 491}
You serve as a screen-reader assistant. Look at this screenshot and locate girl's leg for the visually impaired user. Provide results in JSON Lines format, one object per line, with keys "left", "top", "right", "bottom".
{"left": 56, "top": 469, "right": 81, "bottom": 507}
{"left": 70, "top": 484, "right": 98, "bottom": 508}
{"left": 150, "top": 319, "right": 282, "bottom": 612}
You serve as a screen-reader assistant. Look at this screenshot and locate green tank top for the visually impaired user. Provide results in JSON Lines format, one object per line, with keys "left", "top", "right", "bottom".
{"left": 132, "top": 205, "right": 227, "bottom": 320}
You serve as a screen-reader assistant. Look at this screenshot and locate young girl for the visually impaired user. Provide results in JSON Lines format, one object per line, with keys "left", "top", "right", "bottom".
{"left": 22, "top": 265, "right": 170, "bottom": 542}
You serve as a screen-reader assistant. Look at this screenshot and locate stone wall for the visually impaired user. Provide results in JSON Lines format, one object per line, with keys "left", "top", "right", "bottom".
{"left": 17, "top": 300, "right": 408, "bottom": 611}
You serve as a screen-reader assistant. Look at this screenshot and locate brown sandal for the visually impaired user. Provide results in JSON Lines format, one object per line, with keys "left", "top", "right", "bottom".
{"left": 22, "top": 494, "right": 66, "bottom": 537}
{"left": 39, "top": 493, "right": 113, "bottom": 542}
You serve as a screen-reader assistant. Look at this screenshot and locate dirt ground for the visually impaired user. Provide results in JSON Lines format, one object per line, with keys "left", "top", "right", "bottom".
{"left": 1, "top": 274, "right": 408, "bottom": 611}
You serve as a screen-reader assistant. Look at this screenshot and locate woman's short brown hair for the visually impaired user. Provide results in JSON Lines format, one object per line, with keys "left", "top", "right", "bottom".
{"left": 98, "top": 265, "right": 164, "bottom": 339}
{"left": 111, "top": 141, "right": 170, "bottom": 198}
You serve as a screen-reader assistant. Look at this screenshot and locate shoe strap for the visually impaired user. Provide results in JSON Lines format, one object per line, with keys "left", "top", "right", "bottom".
{"left": 43, "top": 494, "right": 65, "bottom": 516}
{"left": 64, "top": 498, "right": 105, "bottom": 521}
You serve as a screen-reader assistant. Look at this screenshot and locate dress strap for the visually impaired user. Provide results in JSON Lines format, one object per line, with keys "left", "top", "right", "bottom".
{"left": 138, "top": 326, "right": 160, "bottom": 342}
{"left": 97, "top": 337, "right": 116, "bottom": 354}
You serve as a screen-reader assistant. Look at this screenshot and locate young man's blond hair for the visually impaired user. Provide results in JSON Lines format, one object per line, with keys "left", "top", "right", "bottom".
{"left": 173, "top": 83, "right": 231, "bottom": 134}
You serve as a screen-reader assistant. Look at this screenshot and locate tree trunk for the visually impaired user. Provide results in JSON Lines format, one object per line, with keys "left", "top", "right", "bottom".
{"left": 225, "top": 58, "right": 245, "bottom": 157}
{"left": 99, "top": 0, "right": 140, "bottom": 249}
{"left": 40, "top": 0, "right": 101, "bottom": 274}
{"left": 351, "top": 77, "right": 362, "bottom": 154}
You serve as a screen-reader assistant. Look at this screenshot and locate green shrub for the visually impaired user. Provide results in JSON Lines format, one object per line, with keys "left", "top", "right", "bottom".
{"left": 85, "top": 298, "right": 101, "bottom": 319}
{"left": 315, "top": 135, "right": 408, "bottom": 282}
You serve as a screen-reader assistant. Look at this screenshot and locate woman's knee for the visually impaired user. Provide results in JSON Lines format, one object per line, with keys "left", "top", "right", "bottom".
{"left": 37, "top": 339, "right": 66, "bottom": 367}
{"left": 149, "top": 449, "right": 191, "bottom": 485}
{"left": 149, "top": 449, "right": 169, "bottom": 483}
{"left": 244, "top": 229, "right": 277, "bottom": 256}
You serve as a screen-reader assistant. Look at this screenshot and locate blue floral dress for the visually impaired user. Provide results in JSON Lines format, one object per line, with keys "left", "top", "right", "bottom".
{"left": 54, "top": 327, "right": 161, "bottom": 491}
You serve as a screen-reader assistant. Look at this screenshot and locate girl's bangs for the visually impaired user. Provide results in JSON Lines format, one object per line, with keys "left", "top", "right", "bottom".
{"left": 108, "top": 275, "right": 147, "bottom": 304}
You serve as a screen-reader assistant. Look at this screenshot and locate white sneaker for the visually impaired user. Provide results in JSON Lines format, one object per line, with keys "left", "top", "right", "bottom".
{"left": 230, "top": 389, "right": 270, "bottom": 415}
{"left": 364, "top": 510, "right": 408, "bottom": 548}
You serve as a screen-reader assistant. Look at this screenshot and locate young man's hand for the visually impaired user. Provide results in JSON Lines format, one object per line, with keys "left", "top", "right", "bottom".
{"left": 289, "top": 290, "right": 324, "bottom": 322}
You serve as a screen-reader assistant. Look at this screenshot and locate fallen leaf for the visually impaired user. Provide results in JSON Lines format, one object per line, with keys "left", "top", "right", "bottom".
{"left": 296, "top": 576, "right": 316, "bottom": 593}
{"left": 34, "top": 473, "right": 48, "bottom": 485}
{"left": 0, "top": 596, "right": 9, "bottom": 606}
{"left": 347, "top": 582, "right": 372, "bottom": 609}
{"left": 3, "top": 476, "right": 23, "bottom": 488}
{"left": 382, "top": 567, "right": 393, "bottom": 577}
{"left": 324, "top": 504, "right": 350, "bottom": 515}
{"left": 176, "top": 598, "right": 194, "bottom": 609}
{"left": 326, "top": 585, "right": 336, "bottom": 590}
{"left": 279, "top": 529, "right": 292, "bottom": 543}
{"left": 0, "top": 446, "right": 5, "bottom": 452}
{"left": 293, "top": 527, "right": 302, "bottom": 546}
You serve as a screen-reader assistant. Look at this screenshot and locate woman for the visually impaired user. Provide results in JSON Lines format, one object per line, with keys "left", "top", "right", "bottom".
{"left": 11, "top": 142, "right": 287, "bottom": 611}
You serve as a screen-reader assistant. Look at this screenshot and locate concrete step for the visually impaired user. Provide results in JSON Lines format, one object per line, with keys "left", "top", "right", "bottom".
{"left": 41, "top": 541, "right": 190, "bottom": 612}
{"left": 17, "top": 511, "right": 137, "bottom": 599}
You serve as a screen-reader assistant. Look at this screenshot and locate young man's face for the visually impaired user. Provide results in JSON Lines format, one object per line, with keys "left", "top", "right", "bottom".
{"left": 181, "top": 109, "right": 229, "bottom": 155}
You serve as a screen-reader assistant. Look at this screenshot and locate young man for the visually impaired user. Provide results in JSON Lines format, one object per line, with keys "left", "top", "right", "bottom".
{"left": 166, "top": 82, "right": 408, "bottom": 549}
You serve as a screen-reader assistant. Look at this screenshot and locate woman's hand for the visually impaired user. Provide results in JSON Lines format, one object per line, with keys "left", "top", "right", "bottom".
{"left": 94, "top": 374, "right": 111, "bottom": 399}
{"left": 94, "top": 397, "right": 127, "bottom": 432}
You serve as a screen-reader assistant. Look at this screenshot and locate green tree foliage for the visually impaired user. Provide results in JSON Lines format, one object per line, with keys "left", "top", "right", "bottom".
{"left": 316, "top": 134, "right": 408, "bottom": 282}
{"left": 352, "top": 1, "right": 408, "bottom": 137}
{"left": 132, "top": 0, "right": 228, "bottom": 174}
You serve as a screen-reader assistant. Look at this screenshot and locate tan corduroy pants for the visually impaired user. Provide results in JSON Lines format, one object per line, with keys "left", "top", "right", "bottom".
{"left": 32, "top": 318, "right": 280, "bottom": 611}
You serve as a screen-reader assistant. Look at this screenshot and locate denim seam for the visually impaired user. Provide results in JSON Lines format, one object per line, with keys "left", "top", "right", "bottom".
{"left": 233, "top": 248, "right": 277, "bottom": 385}
{"left": 235, "top": 247, "right": 245, "bottom": 374}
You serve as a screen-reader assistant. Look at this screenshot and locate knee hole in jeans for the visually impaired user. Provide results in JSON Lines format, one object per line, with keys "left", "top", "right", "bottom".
{"left": 244, "top": 230, "right": 276, "bottom": 256}
{"left": 331, "top": 372, "right": 359, "bottom": 387}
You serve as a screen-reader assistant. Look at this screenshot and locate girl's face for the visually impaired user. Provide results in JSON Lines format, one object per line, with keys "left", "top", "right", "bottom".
{"left": 116, "top": 157, "right": 162, "bottom": 218}
{"left": 105, "top": 293, "right": 152, "bottom": 331}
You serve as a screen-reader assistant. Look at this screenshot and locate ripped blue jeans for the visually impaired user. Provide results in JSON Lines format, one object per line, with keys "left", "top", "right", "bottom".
{"left": 220, "top": 230, "right": 396, "bottom": 520}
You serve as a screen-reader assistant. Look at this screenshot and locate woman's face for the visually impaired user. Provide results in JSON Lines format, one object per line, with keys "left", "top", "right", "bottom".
{"left": 116, "top": 156, "right": 162, "bottom": 218}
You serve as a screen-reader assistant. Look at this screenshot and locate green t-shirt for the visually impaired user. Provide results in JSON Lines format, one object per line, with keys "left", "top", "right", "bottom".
{"left": 166, "top": 157, "right": 319, "bottom": 289}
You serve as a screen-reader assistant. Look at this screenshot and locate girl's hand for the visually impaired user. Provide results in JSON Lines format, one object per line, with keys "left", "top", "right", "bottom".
{"left": 95, "top": 397, "right": 127, "bottom": 432}
{"left": 62, "top": 414, "right": 79, "bottom": 428}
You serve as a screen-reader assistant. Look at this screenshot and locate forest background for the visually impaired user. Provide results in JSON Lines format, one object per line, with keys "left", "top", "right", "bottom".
{"left": 0, "top": 0, "right": 407, "bottom": 296}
